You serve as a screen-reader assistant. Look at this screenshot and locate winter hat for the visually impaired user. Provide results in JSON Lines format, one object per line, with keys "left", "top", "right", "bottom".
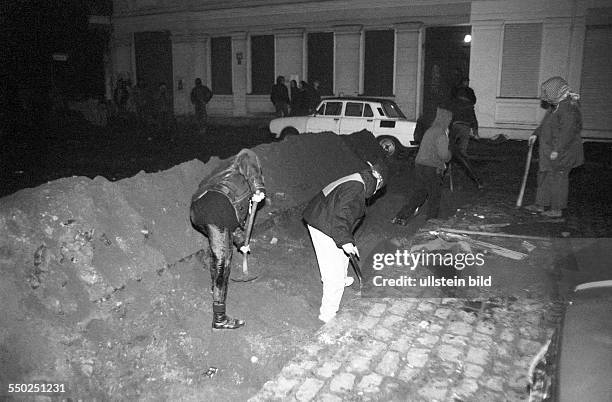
{"left": 540, "top": 76, "right": 579, "bottom": 104}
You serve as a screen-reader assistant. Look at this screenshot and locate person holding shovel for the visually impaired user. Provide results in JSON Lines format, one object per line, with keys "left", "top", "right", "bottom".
{"left": 525, "top": 76, "right": 583, "bottom": 218}
{"left": 303, "top": 161, "right": 387, "bottom": 323}
{"left": 392, "top": 107, "right": 452, "bottom": 225}
{"left": 190, "top": 149, "right": 265, "bottom": 330}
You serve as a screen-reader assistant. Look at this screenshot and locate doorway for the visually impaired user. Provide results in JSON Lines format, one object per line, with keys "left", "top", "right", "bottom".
{"left": 420, "top": 26, "right": 471, "bottom": 135}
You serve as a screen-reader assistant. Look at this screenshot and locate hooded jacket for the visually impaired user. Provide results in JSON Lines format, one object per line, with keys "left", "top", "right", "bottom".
{"left": 192, "top": 149, "right": 265, "bottom": 228}
{"left": 303, "top": 169, "right": 380, "bottom": 247}
{"left": 415, "top": 108, "right": 452, "bottom": 171}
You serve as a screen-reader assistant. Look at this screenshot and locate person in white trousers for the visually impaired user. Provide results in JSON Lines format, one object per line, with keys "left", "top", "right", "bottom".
{"left": 303, "top": 162, "right": 387, "bottom": 323}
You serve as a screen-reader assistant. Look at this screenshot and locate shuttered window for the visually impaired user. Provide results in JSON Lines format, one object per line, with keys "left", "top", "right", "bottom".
{"left": 580, "top": 25, "right": 612, "bottom": 131}
{"left": 364, "top": 30, "right": 395, "bottom": 96}
{"left": 250, "top": 35, "right": 275, "bottom": 95}
{"left": 500, "top": 23, "right": 542, "bottom": 98}
{"left": 211, "top": 37, "right": 232, "bottom": 95}
{"left": 307, "top": 32, "right": 334, "bottom": 96}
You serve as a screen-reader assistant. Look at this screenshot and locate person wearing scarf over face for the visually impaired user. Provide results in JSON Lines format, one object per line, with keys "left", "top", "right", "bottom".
{"left": 303, "top": 161, "right": 387, "bottom": 323}
{"left": 525, "top": 77, "right": 583, "bottom": 218}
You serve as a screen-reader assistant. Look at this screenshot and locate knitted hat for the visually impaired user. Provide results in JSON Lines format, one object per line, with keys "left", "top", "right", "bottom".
{"left": 540, "top": 76, "right": 571, "bottom": 104}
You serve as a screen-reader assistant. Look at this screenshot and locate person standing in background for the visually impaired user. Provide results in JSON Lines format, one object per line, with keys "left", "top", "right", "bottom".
{"left": 270, "top": 76, "right": 290, "bottom": 117}
{"left": 191, "top": 78, "right": 213, "bottom": 133}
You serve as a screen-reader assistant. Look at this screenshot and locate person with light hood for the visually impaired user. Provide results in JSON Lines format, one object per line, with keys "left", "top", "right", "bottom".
{"left": 392, "top": 107, "right": 452, "bottom": 225}
{"left": 303, "top": 161, "right": 387, "bottom": 323}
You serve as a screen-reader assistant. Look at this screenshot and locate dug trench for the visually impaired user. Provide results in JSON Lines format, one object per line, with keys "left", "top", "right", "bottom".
{"left": 2, "top": 130, "right": 611, "bottom": 400}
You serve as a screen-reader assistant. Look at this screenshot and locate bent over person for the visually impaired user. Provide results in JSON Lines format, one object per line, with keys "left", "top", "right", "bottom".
{"left": 303, "top": 162, "right": 387, "bottom": 323}
{"left": 190, "top": 149, "right": 265, "bottom": 329}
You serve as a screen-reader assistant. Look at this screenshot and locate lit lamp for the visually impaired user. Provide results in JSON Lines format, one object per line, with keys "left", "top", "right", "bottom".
{"left": 463, "top": 34, "right": 472, "bottom": 43}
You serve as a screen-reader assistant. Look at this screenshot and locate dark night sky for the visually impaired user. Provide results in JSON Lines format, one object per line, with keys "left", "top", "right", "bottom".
{"left": 2, "top": 0, "right": 111, "bottom": 98}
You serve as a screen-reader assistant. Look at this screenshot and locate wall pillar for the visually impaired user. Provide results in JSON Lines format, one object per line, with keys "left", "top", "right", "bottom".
{"left": 334, "top": 25, "right": 362, "bottom": 96}
{"left": 232, "top": 32, "right": 248, "bottom": 116}
{"left": 394, "top": 22, "right": 423, "bottom": 120}
{"left": 111, "top": 32, "right": 133, "bottom": 86}
{"left": 469, "top": 20, "right": 503, "bottom": 129}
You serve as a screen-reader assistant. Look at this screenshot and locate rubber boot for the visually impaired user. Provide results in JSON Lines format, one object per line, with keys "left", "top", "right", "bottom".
{"left": 212, "top": 302, "right": 245, "bottom": 330}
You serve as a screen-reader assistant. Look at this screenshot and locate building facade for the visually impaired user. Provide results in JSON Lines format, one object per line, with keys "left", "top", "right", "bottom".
{"left": 110, "top": 0, "right": 612, "bottom": 140}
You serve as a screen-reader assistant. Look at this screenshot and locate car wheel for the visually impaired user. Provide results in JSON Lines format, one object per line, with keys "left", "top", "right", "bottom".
{"left": 280, "top": 127, "right": 299, "bottom": 140}
{"left": 378, "top": 136, "right": 400, "bottom": 158}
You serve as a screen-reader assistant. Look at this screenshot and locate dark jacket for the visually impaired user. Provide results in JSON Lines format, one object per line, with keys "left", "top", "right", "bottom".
{"left": 303, "top": 173, "right": 369, "bottom": 247}
{"left": 270, "top": 83, "right": 290, "bottom": 105}
{"left": 535, "top": 98, "right": 583, "bottom": 172}
{"left": 192, "top": 149, "right": 265, "bottom": 227}
{"left": 449, "top": 97, "right": 478, "bottom": 133}
{"left": 190, "top": 84, "right": 213, "bottom": 107}
{"left": 415, "top": 108, "right": 452, "bottom": 171}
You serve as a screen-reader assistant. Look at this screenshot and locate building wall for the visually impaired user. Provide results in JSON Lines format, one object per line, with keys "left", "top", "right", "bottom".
{"left": 110, "top": 0, "right": 611, "bottom": 139}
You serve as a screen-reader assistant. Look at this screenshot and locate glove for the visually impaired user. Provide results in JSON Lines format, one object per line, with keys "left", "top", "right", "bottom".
{"left": 528, "top": 135, "right": 537, "bottom": 146}
{"left": 550, "top": 151, "right": 558, "bottom": 160}
{"left": 240, "top": 244, "right": 251, "bottom": 254}
{"left": 341, "top": 243, "right": 360, "bottom": 258}
{"left": 251, "top": 191, "right": 265, "bottom": 203}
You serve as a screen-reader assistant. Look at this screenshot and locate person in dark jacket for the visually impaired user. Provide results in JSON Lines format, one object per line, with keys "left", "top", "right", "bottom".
{"left": 448, "top": 87, "right": 482, "bottom": 189}
{"left": 393, "top": 107, "right": 452, "bottom": 225}
{"left": 190, "top": 149, "right": 266, "bottom": 329}
{"left": 451, "top": 76, "right": 477, "bottom": 105}
{"left": 303, "top": 80, "right": 322, "bottom": 114}
{"left": 190, "top": 78, "right": 213, "bottom": 133}
{"left": 270, "top": 76, "right": 290, "bottom": 117}
{"left": 525, "top": 76, "right": 583, "bottom": 218}
{"left": 289, "top": 80, "right": 305, "bottom": 116}
{"left": 303, "top": 161, "right": 387, "bottom": 323}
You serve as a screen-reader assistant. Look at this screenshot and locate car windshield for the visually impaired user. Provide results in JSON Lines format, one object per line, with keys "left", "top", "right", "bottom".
{"left": 381, "top": 102, "right": 406, "bottom": 119}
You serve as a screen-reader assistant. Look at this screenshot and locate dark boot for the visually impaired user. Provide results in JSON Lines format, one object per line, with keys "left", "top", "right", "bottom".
{"left": 212, "top": 303, "right": 245, "bottom": 330}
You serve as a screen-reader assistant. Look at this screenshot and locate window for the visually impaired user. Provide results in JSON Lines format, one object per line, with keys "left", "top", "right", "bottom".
{"left": 381, "top": 102, "right": 406, "bottom": 118}
{"left": 322, "top": 101, "right": 342, "bottom": 116}
{"left": 500, "top": 24, "right": 542, "bottom": 98}
{"left": 345, "top": 102, "right": 364, "bottom": 117}
{"left": 211, "top": 37, "right": 232, "bottom": 94}
{"left": 307, "top": 32, "right": 334, "bottom": 96}
{"left": 250, "top": 35, "right": 275, "bottom": 94}
{"left": 364, "top": 104, "right": 374, "bottom": 117}
{"left": 364, "top": 30, "right": 395, "bottom": 96}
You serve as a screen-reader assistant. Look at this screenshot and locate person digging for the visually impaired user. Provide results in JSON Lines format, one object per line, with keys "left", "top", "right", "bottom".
{"left": 190, "top": 149, "right": 265, "bottom": 330}
{"left": 303, "top": 161, "right": 387, "bottom": 323}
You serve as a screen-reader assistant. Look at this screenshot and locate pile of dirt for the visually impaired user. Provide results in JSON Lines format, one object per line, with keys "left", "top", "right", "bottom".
{"left": 0, "top": 131, "right": 381, "bottom": 399}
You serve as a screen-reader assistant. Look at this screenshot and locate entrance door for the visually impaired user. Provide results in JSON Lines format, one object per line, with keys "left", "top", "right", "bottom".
{"left": 134, "top": 31, "right": 173, "bottom": 106}
{"left": 422, "top": 26, "right": 471, "bottom": 127}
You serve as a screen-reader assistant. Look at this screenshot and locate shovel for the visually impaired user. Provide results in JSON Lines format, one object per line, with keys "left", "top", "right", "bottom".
{"left": 516, "top": 137, "right": 535, "bottom": 208}
{"left": 348, "top": 254, "right": 363, "bottom": 292}
{"left": 231, "top": 200, "right": 259, "bottom": 282}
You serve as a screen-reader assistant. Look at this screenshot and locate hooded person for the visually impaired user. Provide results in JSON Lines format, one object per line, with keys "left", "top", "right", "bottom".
{"left": 392, "top": 107, "right": 452, "bottom": 225}
{"left": 303, "top": 161, "right": 387, "bottom": 323}
{"left": 190, "top": 149, "right": 265, "bottom": 329}
{"left": 525, "top": 76, "right": 583, "bottom": 217}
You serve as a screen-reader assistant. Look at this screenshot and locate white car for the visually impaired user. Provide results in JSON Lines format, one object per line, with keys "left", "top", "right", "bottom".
{"left": 269, "top": 97, "right": 418, "bottom": 157}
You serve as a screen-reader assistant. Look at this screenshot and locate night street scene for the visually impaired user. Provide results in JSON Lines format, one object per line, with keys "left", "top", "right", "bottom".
{"left": 2, "top": 1, "right": 612, "bottom": 401}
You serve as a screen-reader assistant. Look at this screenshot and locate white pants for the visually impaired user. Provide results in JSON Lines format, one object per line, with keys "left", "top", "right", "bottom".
{"left": 307, "top": 225, "right": 350, "bottom": 323}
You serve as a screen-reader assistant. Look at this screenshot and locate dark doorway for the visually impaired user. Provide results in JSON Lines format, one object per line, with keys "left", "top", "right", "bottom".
{"left": 307, "top": 32, "right": 334, "bottom": 96}
{"left": 421, "top": 26, "right": 471, "bottom": 130}
{"left": 134, "top": 31, "right": 173, "bottom": 104}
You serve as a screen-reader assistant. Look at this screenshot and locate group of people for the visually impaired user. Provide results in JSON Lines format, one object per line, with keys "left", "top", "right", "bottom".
{"left": 393, "top": 75, "right": 583, "bottom": 225}
{"left": 189, "top": 74, "right": 583, "bottom": 329}
{"left": 270, "top": 75, "right": 321, "bottom": 117}
{"left": 113, "top": 77, "right": 174, "bottom": 132}
{"left": 190, "top": 147, "right": 387, "bottom": 328}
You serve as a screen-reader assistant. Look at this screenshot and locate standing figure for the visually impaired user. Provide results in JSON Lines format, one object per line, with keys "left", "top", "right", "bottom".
{"left": 525, "top": 76, "right": 583, "bottom": 218}
{"left": 303, "top": 80, "right": 322, "bottom": 114}
{"left": 451, "top": 76, "right": 477, "bottom": 105}
{"left": 270, "top": 76, "right": 290, "bottom": 117}
{"left": 190, "top": 149, "right": 266, "bottom": 329}
{"left": 448, "top": 87, "right": 482, "bottom": 189}
{"left": 289, "top": 80, "right": 304, "bottom": 116}
{"left": 303, "top": 162, "right": 387, "bottom": 323}
{"left": 156, "top": 82, "right": 172, "bottom": 135}
{"left": 392, "top": 107, "right": 452, "bottom": 225}
{"left": 190, "top": 78, "right": 213, "bottom": 133}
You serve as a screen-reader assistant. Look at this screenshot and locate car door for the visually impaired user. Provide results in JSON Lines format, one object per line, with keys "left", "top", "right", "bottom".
{"left": 339, "top": 102, "right": 375, "bottom": 135}
{"left": 305, "top": 101, "right": 342, "bottom": 133}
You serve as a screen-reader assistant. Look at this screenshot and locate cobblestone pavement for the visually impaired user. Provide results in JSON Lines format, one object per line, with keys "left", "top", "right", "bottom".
{"left": 249, "top": 295, "right": 552, "bottom": 401}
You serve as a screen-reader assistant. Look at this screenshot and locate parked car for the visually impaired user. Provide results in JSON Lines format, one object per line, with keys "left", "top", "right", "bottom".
{"left": 269, "top": 97, "right": 418, "bottom": 157}
{"left": 529, "top": 280, "right": 612, "bottom": 402}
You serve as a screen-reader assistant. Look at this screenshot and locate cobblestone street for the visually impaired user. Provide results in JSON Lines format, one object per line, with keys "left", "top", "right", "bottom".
{"left": 250, "top": 294, "right": 552, "bottom": 402}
